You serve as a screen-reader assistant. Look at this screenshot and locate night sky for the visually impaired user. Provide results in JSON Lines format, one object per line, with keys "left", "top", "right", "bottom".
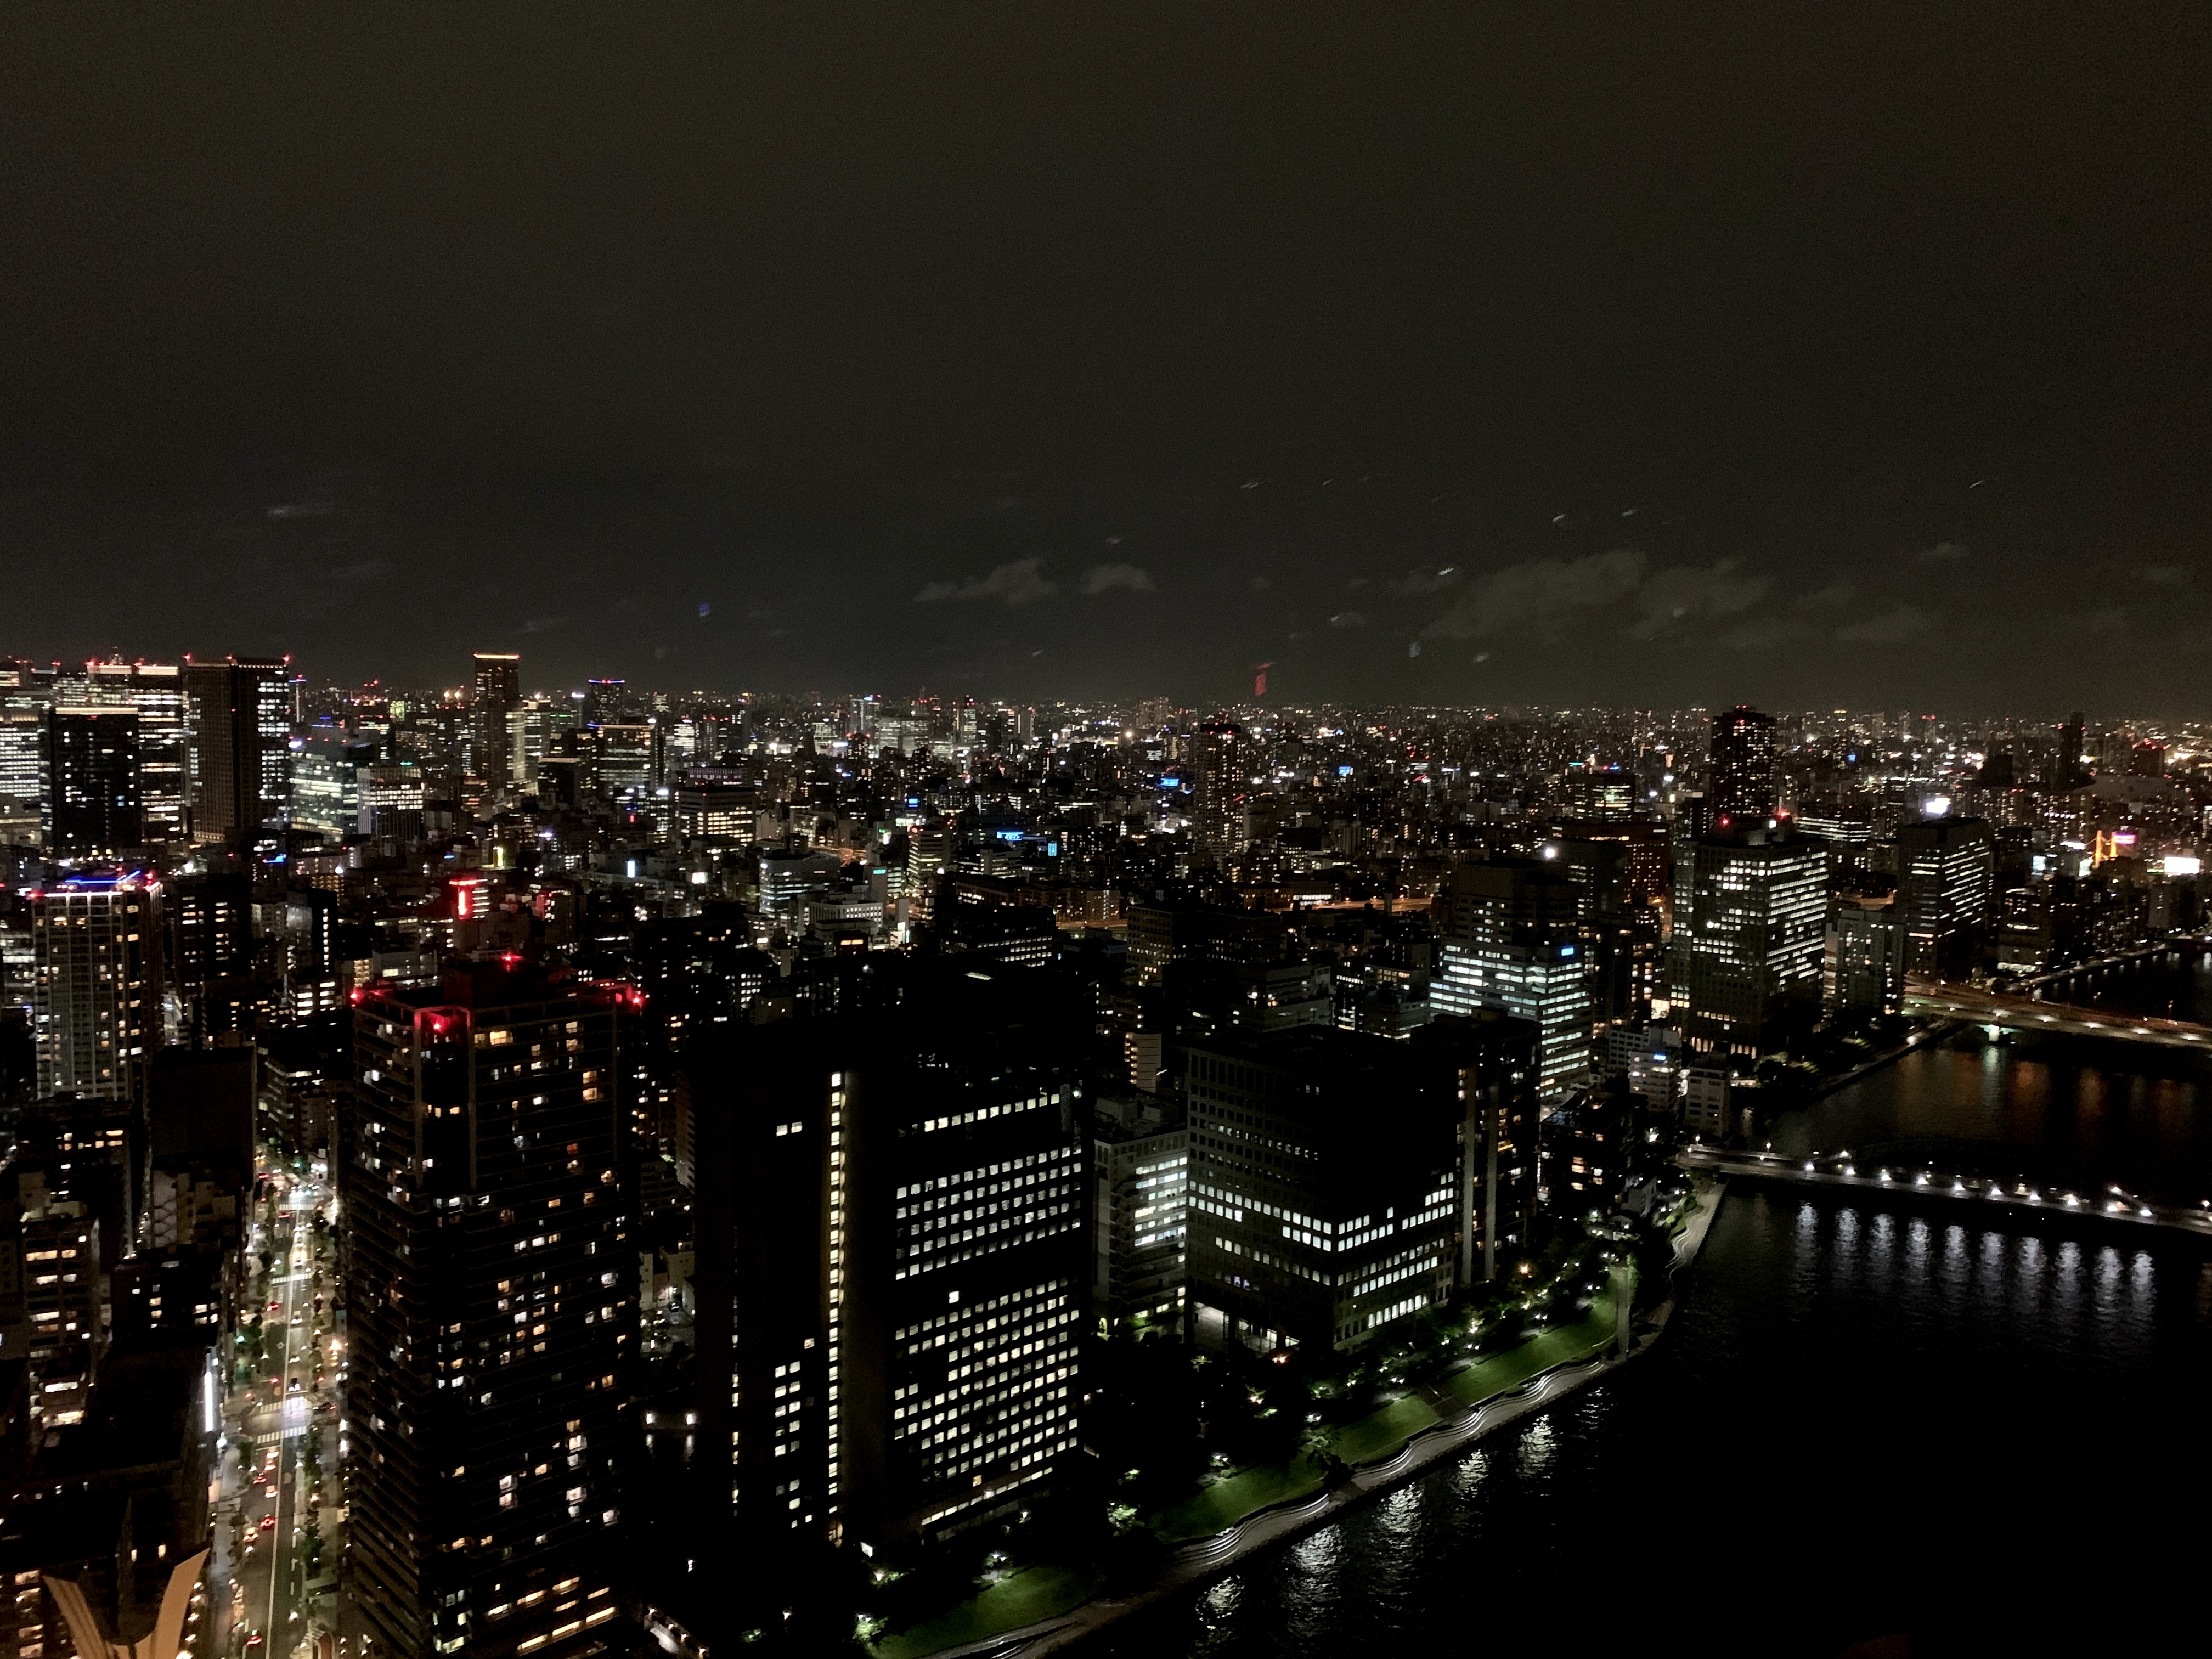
{"left": 3, "top": 6, "right": 2207, "bottom": 714}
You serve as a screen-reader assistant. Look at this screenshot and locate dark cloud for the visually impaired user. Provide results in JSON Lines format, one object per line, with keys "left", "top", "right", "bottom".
{"left": 915, "top": 558, "right": 1057, "bottom": 606}
{"left": 1836, "top": 606, "right": 1934, "bottom": 644}
{"left": 0, "top": 6, "right": 2204, "bottom": 709}
{"left": 1080, "top": 563, "right": 1155, "bottom": 596}
{"left": 1423, "top": 550, "right": 1647, "bottom": 640}
{"left": 1626, "top": 560, "right": 1769, "bottom": 640}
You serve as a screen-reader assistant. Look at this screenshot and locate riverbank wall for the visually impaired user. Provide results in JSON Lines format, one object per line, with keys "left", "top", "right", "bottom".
{"left": 926, "top": 1176, "right": 1730, "bottom": 1659}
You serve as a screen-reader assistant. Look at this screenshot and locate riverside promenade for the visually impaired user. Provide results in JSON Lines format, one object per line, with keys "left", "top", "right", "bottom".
{"left": 922, "top": 1177, "right": 1729, "bottom": 1659}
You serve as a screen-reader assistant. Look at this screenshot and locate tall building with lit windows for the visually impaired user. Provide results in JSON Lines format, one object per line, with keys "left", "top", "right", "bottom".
{"left": 686, "top": 960, "right": 1088, "bottom": 1562}
{"left": 1183, "top": 1013, "right": 1539, "bottom": 1355}
{"left": 1189, "top": 719, "right": 1245, "bottom": 859}
{"left": 1668, "top": 826, "right": 1829, "bottom": 1061}
{"left": 42, "top": 706, "right": 142, "bottom": 858}
{"left": 473, "top": 654, "right": 522, "bottom": 795}
{"left": 183, "top": 655, "right": 292, "bottom": 841}
{"left": 1894, "top": 815, "right": 1995, "bottom": 979}
{"left": 55, "top": 660, "right": 188, "bottom": 842}
{"left": 32, "top": 870, "right": 161, "bottom": 1102}
{"left": 1707, "top": 704, "right": 1778, "bottom": 821}
{"left": 1432, "top": 859, "right": 1593, "bottom": 1093}
{"left": 341, "top": 959, "right": 637, "bottom": 1659}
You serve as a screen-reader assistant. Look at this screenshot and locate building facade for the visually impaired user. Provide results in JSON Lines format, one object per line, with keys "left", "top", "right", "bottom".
{"left": 184, "top": 657, "right": 292, "bottom": 843}
{"left": 42, "top": 707, "right": 142, "bottom": 859}
{"left": 686, "top": 962, "right": 1088, "bottom": 1560}
{"left": 1707, "top": 704, "right": 1778, "bottom": 821}
{"left": 472, "top": 654, "right": 522, "bottom": 797}
{"left": 1668, "top": 828, "right": 1828, "bottom": 1062}
{"left": 1183, "top": 1013, "right": 1539, "bottom": 1354}
{"left": 1091, "top": 1094, "right": 1188, "bottom": 1336}
{"left": 1894, "top": 816, "right": 1995, "bottom": 979}
{"left": 341, "top": 961, "right": 636, "bottom": 1659}
{"left": 32, "top": 871, "right": 160, "bottom": 1103}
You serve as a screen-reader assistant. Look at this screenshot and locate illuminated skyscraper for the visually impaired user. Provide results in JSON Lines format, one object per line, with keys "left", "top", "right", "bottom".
{"left": 341, "top": 960, "right": 637, "bottom": 1659}
{"left": 686, "top": 960, "right": 1088, "bottom": 1553}
{"left": 1183, "top": 1013, "right": 1539, "bottom": 1353}
{"left": 32, "top": 870, "right": 161, "bottom": 1102}
{"left": 1668, "top": 826, "right": 1827, "bottom": 1061}
{"left": 473, "top": 653, "right": 522, "bottom": 795}
{"left": 507, "top": 698, "right": 556, "bottom": 793}
{"left": 42, "top": 707, "right": 142, "bottom": 858}
{"left": 1432, "top": 859, "right": 1593, "bottom": 1093}
{"left": 1189, "top": 719, "right": 1245, "bottom": 860}
{"left": 581, "top": 679, "right": 627, "bottom": 726}
{"left": 0, "top": 662, "right": 54, "bottom": 810}
{"left": 1894, "top": 816, "right": 1995, "bottom": 979}
{"left": 183, "top": 656, "right": 292, "bottom": 842}
{"left": 63, "top": 661, "right": 188, "bottom": 842}
{"left": 1826, "top": 893, "right": 1905, "bottom": 1018}
{"left": 585, "top": 724, "right": 653, "bottom": 802}
{"left": 1706, "top": 704, "right": 1777, "bottom": 821}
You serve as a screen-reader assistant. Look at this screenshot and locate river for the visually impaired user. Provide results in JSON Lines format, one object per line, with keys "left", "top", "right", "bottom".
{"left": 1093, "top": 1036, "right": 2212, "bottom": 1658}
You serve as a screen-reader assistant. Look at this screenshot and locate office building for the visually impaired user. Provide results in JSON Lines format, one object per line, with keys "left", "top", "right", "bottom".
{"left": 42, "top": 707, "right": 142, "bottom": 859}
{"left": 0, "top": 663, "right": 52, "bottom": 812}
{"left": 758, "top": 849, "right": 843, "bottom": 923}
{"left": 341, "top": 959, "right": 636, "bottom": 1659}
{"left": 1894, "top": 816, "right": 1995, "bottom": 979}
{"left": 32, "top": 870, "right": 161, "bottom": 1102}
{"left": 1707, "top": 704, "right": 1777, "bottom": 821}
{"left": 507, "top": 699, "right": 557, "bottom": 795}
{"left": 55, "top": 661, "right": 189, "bottom": 843}
{"left": 585, "top": 725, "right": 653, "bottom": 802}
{"left": 1189, "top": 720, "right": 1245, "bottom": 860}
{"left": 183, "top": 656, "right": 292, "bottom": 842}
{"left": 1183, "top": 1012, "right": 1539, "bottom": 1354}
{"left": 1431, "top": 859, "right": 1593, "bottom": 1092}
{"left": 1668, "top": 827, "right": 1827, "bottom": 1061}
{"left": 358, "top": 763, "right": 428, "bottom": 842}
{"left": 292, "top": 723, "right": 375, "bottom": 837}
{"left": 165, "top": 871, "right": 255, "bottom": 1009}
{"left": 473, "top": 654, "right": 522, "bottom": 795}
{"left": 685, "top": 961, "right": 1088, "bottom": 1553}
{"left": 1091, "top": 1093, "right": 1188, "bottom": 1337}
{"left": 1432, "top": 936, "right": 1590, "bottom": 1093}
{"left": 580, "top": 680, "right": 628, "bottom": 727}
{"left": 1537, "top": 1082, "right": 1635, "bottom": 1219}
{"left": 936, "top": 901, "right": 1057, "bottom": 967}
{"left": 1826, "top": 894, "right": 1905, "bottom": 1019}
{"left": 0, "top": 712, "right": 42, "bottom": 819}
{"left": 673, "top": 780, "right": 758, "bottom": 842}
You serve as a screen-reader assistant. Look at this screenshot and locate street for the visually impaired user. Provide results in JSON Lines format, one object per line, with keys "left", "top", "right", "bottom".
{"left": 213, "top": 1163, "right": 341, "bottom": 1659}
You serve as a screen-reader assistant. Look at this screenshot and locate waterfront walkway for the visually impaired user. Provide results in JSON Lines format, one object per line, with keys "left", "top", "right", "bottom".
{"left": 1679, "top": 1146, "right": 2212, "bottom": 1240}
{"left": 917, "top": 1179, "right": 1729, "bottom": 1659}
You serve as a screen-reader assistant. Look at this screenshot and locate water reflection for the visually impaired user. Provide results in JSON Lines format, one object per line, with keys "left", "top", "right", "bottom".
{"left": 1781, "top": 1042, "right": 2212, "bottom": 1206}
{"left": 1096, "top": 1043, "right": 2212, "bottom": 1659}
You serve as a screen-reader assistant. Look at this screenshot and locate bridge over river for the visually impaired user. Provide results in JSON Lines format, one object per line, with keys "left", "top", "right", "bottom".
{"left": 1902, "top": 977, "right": 2212, "bottom": 1053}
{"left": 1678, "top": 1146, "right": 2212, "bottom": 1241}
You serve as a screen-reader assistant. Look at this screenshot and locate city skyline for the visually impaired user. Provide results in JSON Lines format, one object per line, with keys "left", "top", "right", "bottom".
{"left": 5, "top": 8, "right": 2208, "bottom": 1656}
{"left": 3, "top": 9, "right": 2207, "bottom": 710}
